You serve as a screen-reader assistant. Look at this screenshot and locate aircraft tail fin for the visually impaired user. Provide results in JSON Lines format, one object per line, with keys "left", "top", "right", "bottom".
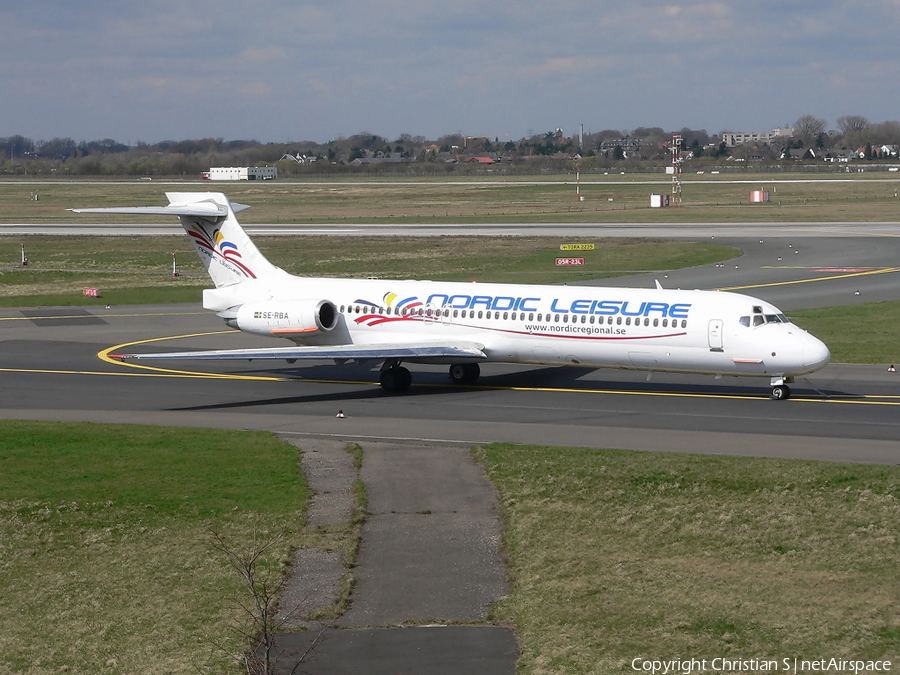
{"left": 164, "top": 192, "right": 281, "bottom": 288}
{"left": 73, "top": 192, "right": 282, "bottom": 289}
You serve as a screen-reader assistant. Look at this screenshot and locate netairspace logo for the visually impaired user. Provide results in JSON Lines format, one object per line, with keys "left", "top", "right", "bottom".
{"left": 630, "top": 657, "right": 892, "bottom": 674}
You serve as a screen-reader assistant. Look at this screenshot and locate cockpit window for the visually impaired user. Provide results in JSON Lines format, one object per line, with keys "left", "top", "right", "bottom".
{"left": 745, "top": 313, "right": 791, "bottom": 327}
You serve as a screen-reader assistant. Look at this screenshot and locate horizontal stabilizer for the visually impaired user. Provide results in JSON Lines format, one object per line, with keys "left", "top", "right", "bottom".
{"left": 72, "top": 192, "right": 273, "bottom": 287}
{"left": 70, "top": 202, "right": 250, "bottom": 218}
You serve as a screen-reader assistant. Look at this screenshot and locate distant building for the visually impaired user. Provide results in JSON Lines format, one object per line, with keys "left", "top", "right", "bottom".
{"left": 598, "top": 138, "right": 642, "bottom": 151}
{"left": 464, "top": 156, "right": 497, "bottom": 164}
{"left": 349, "top": 152, "right": 415, "bottom": 166}
{"left": 723, "top": 127, "right": 793, "bottom": 147}
{"left": 205, "top": 166, "right": 277, "bottom": 180}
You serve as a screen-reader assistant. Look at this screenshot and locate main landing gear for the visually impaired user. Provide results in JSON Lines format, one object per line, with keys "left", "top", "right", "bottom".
{"left": 379, "top": 362, "right": 482, "bottom": 393}
{"left": 449, "top": 363, "right": 480, "bottom": 385}
{"left": 770, "top": 376, "right": 793, "bottom": 400}
{"left": 380, "top": 363, "right": 411, "bottom": 393}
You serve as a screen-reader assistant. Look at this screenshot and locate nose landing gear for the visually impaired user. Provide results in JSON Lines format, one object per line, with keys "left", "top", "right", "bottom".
{"left": 771, "top": 384, "right": 791, "bottom": 400}
{"left": 770, "top": 376, "right": 793, "bottom": 400}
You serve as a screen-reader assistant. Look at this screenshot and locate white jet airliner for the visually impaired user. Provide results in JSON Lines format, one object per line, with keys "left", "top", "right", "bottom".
{"left": 74, "top": 192, "right": 830, "bottom": 400}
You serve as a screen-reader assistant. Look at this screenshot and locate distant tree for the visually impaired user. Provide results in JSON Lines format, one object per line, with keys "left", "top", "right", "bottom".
{"left": 870, "top": 120, "right": 900, "bottom": 145}
{"left": 95, "top": 138, "right": 129, "bottom": 153}
{"left": 613, "top": 145, "right": 625, "bottom": 160}
{"left": 38, "top": 137, "right": 76, "bottom": 159}
{"left": 631, "top": 127, "right": 665, "bottom": 138}
{"left": 793, "top": 115, "right": 826, "bottom": 147}
{"left": 690, "top": 139, "right": 703, "bottom": 157}
{"left": 1, "top": 135, "right": 34, "bottom": 158}
{"left": 678, "top": 128, "right": 710, "bottom": 148}
{"left": 348, "top": 133, "right": 383, "bottom": 150}
{"left": 838, "top": 115, "right": 869, "bottom": 134}
{"left": 837, "top": 115, "right": 870, "bottom": 148}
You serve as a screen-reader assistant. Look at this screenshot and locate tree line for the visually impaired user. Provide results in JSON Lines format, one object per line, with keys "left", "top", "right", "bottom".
{"left": 3, "top": 114, "right": 900, "bottom": 177}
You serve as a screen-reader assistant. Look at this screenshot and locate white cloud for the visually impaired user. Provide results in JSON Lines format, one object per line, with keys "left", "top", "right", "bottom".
{"left": 2, "top": 0, "right": 900, "bottom": 141}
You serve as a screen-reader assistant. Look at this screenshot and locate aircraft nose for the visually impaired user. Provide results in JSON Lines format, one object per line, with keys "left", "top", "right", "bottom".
{"left": 802, "top": 335, "right": 831, "bottom": 370}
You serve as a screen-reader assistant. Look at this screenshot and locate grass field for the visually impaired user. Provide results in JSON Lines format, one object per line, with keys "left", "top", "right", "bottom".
{"left": 791, "top": 301, "right": 900, "bottom": 364}
{"left": 477, "top": 443, "right": 900, "bottom": 675}
{"left": 2, "top": 174, "right": 900, "bottom": 224}
{"left": 0, "top": 421, "right": 310, "bottom": 675}
{"left": 7, "top": 424, "right": 898, "bottom": 675}
{"left": 0, "top": 234, "right": 737, "bottom": 305}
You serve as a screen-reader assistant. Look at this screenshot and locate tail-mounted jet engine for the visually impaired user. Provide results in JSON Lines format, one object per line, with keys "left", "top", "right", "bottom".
{"left": 221, "top": 300, "right": 338, "bottom": 338}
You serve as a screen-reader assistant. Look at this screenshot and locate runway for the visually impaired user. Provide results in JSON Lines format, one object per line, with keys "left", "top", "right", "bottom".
{"left": 3, "top": 219, "right": 900, "bottom": 239}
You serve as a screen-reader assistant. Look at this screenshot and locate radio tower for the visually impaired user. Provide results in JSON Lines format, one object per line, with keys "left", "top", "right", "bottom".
{"left": 670, "top": 133, "right": 683, "bottom": 206}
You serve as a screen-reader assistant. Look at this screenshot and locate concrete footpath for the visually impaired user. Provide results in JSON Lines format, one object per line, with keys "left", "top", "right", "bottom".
{"left": 274, "top": 438, "right": 516, "bottom": 674}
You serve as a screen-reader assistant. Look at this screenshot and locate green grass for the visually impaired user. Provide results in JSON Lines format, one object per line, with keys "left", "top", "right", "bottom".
{"left": 477, "top": 443, "right": 900, "bottom": 674}
{"left": 3, "top": 175, "right": 900, "bottom": 224}
{"left": 0, "top": 235, "right": 738, "bottom": 302}
{"left": 791, "top": 300, "right": 900, "bottom": 364}
{"left": 0, "top": 421, "right": 308, "bottom": 675}
{"left": 0, "top": 284, "right": 208, "bottom": 307}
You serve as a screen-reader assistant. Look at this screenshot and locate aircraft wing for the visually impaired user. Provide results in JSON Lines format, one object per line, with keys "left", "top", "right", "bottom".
{"left": 111, "top": 341, "right": 487, "bottom": 363}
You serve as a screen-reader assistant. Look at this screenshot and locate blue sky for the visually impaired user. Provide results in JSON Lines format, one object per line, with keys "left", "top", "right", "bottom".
{"left": 2, "top": 0, "right": 900, "bottom": 143}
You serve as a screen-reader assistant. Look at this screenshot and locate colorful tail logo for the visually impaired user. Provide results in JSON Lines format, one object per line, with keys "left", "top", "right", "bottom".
{"left": 188, "top": 223, "right": 256, "bottom": 279}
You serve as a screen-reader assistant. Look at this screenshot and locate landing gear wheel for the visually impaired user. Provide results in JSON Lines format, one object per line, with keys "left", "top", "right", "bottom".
{"left": 449, "top": 363, "right": 480, "bottom": 384}
{"left": 771, "top": 384, "right": 791, "bottom": 400}
{"left": 380, "top": 366, "right": 412, "bottom": 393}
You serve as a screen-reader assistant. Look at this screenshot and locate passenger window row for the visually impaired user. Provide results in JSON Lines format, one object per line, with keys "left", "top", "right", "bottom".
{"left": 339, "top": 305, "right": 689, "bottom": 329}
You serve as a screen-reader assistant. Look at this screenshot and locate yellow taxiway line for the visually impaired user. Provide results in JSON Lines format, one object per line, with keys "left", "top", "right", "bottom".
{"left": 717, "top": 266, "right": 900, "bottom": 292}
{"left": 0, "top": 328, "right": 894, "bottom": 406}
{"left": 90, "top": 332, "right": 900, "bottom": 407}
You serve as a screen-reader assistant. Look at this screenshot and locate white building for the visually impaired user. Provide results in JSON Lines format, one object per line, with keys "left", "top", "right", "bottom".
{"left": 723, "top": 127, "right": 793, "bottom": 148}
{"left": 207, "top": 166, "right": 277, "bottom": 181}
